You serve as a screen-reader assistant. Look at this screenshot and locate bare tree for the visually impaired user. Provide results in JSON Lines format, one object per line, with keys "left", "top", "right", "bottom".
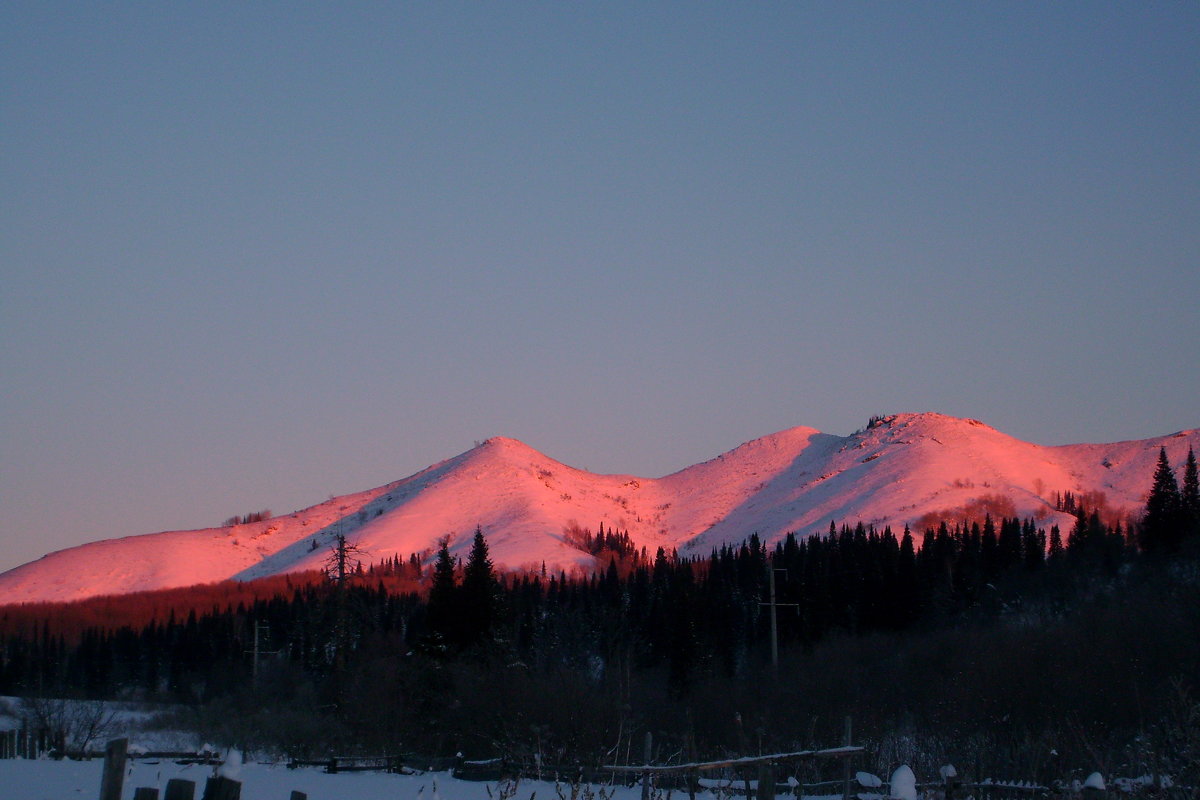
{"left": 19, "top": 696, "right": 119, "bottom": 755}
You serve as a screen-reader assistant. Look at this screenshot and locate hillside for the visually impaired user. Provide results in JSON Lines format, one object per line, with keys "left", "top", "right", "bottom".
{"left": 1, "top": 412, "right": 1196, "bottom": 604}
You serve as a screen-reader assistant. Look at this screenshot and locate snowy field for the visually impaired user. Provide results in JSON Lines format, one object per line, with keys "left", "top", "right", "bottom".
{"left": 0, "top": 759, "right": 652, "bottom": 800}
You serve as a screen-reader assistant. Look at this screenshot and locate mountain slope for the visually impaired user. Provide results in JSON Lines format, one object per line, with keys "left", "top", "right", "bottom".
{"left": 1, "top": 413, "right": 1196, "bottom": 604}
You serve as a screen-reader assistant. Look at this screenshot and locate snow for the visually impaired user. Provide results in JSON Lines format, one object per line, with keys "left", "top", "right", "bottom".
{"left": 0, "top": 754, "right": 1150, "bottom": 800}
{"left": 857, "top": 771, "right": 884, "bottom": 788}
{"left": 0, "top": 759, "right": 557, "bottom": 800}
{"left": 1, "top": 412, "right": 1197, "bottom": 604}
{"left": 889, "top": 765, "right": 916, "bottom": 800}
{"left": 219, "top": 749, "right": 242, "bottom": 779}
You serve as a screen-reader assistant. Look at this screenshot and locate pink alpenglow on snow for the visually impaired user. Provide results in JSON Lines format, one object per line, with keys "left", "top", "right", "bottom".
{"left": 0, "top": 413, "right": 1196, "bottom": 605}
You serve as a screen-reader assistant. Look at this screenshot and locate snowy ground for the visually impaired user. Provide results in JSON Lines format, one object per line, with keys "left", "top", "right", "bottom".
{"left": 0, "top": 759, "right": 656, "bottom": 800}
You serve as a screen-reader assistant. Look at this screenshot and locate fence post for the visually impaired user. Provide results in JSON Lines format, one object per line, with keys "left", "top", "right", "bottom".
{"left": 99, "top": 738, "right": 128, "bottom": 800}
{"left": 164, "top": 778, "right": 197, "bottom": 800}
{"left": 641, "top": 731, "right": 653, "bottom": 800}
{"left": 842, "top": 717, "right": 853, "bottom": 800}
{"left": 201, "top": 775, "right": 242, "bottom": 800}
{"left": 757, "top": 763, "right": 774, "bottom": 800}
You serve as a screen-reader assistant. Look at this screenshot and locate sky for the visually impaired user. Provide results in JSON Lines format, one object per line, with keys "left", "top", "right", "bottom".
{"left": 2, "top": 3, "right": 1198, "bottom": 574}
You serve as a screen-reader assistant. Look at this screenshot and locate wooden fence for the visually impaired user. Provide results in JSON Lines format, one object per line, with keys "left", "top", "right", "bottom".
{"left": 603, "top": 743, "right": 865, "bottom": 800}
{"left": 100, "top": 738, "right": 311, "bottom": 800}
{"left": 0, "top": 727, "right": 57, "bottom": 759}
{"left": 71, "top": 735, "right": 1195, "bottom": 800}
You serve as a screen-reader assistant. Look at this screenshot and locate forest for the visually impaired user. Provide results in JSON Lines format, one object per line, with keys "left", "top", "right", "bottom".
{"left": 1, "top": 447, "right": 1199, "bottom": 785}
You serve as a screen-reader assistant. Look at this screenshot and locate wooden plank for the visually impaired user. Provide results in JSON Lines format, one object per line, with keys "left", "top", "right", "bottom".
{"left": 603, "top": 746, "right": 865, "bottom": 774}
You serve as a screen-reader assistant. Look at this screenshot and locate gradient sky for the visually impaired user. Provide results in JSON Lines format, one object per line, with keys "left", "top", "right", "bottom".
{"left": 2, "top": 3, "right": 1198, "bottom": 575}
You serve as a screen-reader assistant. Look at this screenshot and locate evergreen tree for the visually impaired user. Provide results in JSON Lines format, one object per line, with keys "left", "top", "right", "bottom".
{"left": 425, "top": 537, "right": 458, "bottom": 649}
{"left": 1047, "top": 525, "right": 1064, "bottom": 561}
{"left": 1182, "top": 447, "right": 1200, "bottom": 541}
{"left": 460, "top": 526, "right": 500, "bottom": 649}
{"left": 1141, "top": 447, "right": 1183, "bottom": 553}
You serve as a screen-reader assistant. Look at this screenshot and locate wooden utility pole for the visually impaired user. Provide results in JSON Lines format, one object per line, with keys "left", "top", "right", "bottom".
{"left": 760, "top": 556, "right": 798, "bottom": 671}
{"left": 247, "top": 621, "right": 275, "bottom": 685}
{"left": 841, "top": 717, "right": 853, "bottom": 800}
{"left": 252, "top": 621, "right": 261, "bottom": 685}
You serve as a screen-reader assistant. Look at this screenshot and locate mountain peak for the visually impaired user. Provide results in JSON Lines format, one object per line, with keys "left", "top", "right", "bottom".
{"left": 869, "top": 411, "right": 993, "bottom": 430}
{"left": 454, "top": 435, "right": 546, "bottom": 461}
{"left": 478, "top": 435, "right": 525, "bottom": 449}
{"left": 2, "top": 414, "right": 1197, "bottom": 604}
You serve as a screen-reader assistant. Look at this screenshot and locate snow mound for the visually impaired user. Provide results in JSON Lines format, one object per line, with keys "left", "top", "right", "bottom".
{"left": 890, "top": 766, "right": 917, "bottom": 800}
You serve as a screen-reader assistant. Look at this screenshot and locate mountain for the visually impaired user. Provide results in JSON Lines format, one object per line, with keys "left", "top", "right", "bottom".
{"left": 2, "top": 413, "right": 1197, "bottom": 605}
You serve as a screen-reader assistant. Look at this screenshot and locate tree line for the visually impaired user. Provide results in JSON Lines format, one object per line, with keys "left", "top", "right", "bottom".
{"left": 0, "top": 449, "right": 1198, "bottom": 779}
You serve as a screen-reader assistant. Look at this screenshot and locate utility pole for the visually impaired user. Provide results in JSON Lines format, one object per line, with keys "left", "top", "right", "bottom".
{"left": 246, "top": 620, "right": 277, "bottom": 686}
{"left": 759, "top": 554, "right": 798, "bottom": 672}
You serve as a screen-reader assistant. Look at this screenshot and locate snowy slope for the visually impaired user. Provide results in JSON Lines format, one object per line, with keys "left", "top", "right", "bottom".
{"left": 1, "top": 413, "right": 1196, "bottom": 604}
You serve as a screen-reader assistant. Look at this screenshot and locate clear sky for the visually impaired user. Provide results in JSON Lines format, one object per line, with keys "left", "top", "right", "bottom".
{"left": 2, "top": 3, "right": 1198, "bottom": 574}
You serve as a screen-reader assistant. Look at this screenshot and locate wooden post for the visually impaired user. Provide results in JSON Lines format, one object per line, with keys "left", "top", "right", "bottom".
{"left": 201, "top": 775, "right": 242, "bottom": 800}
{"left": 641, "top": 731, "right": 653, "bottom": 800}
{"left": 757, "top": 763, "right": 774, "bottom": 800}
{"left": 134, "top": 788, "right": 160, "bottom": 800}
{"left": 841, "top": 717, "right": 853, "bottom": 800}
{"left": 289, "top": 793, "right": 308, "bottom": 800}
{"left": 99, "top": 738, "right": 128, "bottom": 800}
{"left": 164, "top": 778, "right": 197, "bottom": 800}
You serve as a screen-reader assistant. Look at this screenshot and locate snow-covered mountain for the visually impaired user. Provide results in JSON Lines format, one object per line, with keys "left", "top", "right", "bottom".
{"left": 2, "top": 413, "right": 1196, "bottom": 605}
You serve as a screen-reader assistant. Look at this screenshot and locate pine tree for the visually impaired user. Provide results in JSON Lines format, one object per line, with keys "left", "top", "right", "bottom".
{"left": 425, "top": 537, "right": 458, "bottom": 649}
{"left": 1182, "top": 447, "right": 1200, "bottom": 541}
{"left": 1141, "top": 447, "right": 1183, "bottom": 553}
{"left": 1047, "top": 525, "right": 1064, "bottom": 561}
{"left": 460, "top": 526, "right": 500, "bottom": 649}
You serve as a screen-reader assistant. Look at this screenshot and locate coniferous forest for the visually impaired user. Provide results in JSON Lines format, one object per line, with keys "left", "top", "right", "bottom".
{"left": 2, "top": 448, "right": 1200, "bottom": 784}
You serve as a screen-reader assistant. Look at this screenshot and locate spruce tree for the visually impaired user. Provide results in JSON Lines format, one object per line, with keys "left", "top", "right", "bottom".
{"left": 1141, "top": 447, "right": 1183, "bottom": 553}
{"left": 425, "top": 537, "right": 458, "bottom": 649}
{"left": 460, "top": 526, "right": 499, "bottom": 649}
{"left": 1182, "top": 447, "right": 1200, "bottom": 541}
{"left": 1047, "top": 525, "right": 1064, "bottom": 561}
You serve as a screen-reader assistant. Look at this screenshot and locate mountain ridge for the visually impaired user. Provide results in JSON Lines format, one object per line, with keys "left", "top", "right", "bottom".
{"left": 2, "top": 412, "right": 1196, "bottom": 605}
